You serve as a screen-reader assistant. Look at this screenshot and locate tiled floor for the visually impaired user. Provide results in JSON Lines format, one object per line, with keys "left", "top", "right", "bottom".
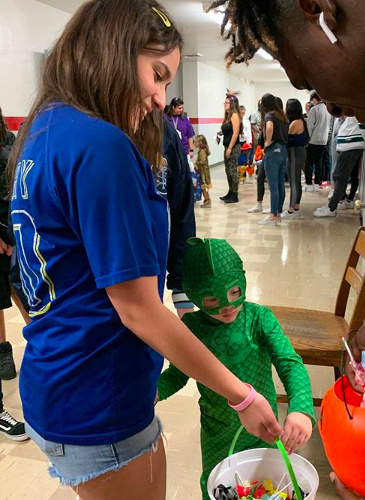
{"left": 0, "top": 164, "right": 360, "bottom": 499}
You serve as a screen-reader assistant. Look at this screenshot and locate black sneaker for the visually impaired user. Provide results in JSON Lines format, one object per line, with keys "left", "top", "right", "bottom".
{"left": 0, "top": 341, "right": 16, "bottom": 380}
{"left": 224, "top": 193, "right": 239, "bottom": 204}
{"left": 0, "top": 410, "right": 29, "bottom": 441}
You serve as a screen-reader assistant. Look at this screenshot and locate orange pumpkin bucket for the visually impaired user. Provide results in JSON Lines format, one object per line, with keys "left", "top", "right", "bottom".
{"left": 319, "top": 376, "right": 365, "bottom": 495}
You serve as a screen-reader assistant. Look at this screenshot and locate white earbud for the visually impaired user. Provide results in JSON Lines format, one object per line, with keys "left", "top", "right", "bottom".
{"left": 319, "top": 12, "right": 338, "bottom": 44}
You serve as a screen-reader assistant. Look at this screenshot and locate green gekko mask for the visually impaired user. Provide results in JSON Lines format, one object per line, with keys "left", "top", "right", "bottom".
{"left": 182, "top": 238, "right": 246, "bottom": 315}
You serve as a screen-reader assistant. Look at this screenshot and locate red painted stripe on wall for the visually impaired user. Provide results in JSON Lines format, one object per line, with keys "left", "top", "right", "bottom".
{"left": 5, "top": 116, "right": 223, "bottom": 129}
{"left": 190, "top": 118, "right": 223, "bottom": 125}
{"left": 5, "top": 117, "right": 26, "bottom": 131}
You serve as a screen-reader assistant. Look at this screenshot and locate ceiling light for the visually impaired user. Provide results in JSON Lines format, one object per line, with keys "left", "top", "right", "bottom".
{"left": 205, "top": 9, "right": 231, "bottom": 30}
{"left": 257, "top": 48, "right": 273, "bottom": 61}
{"left": 184, "top": 54, "right": 204, "bottom": 59}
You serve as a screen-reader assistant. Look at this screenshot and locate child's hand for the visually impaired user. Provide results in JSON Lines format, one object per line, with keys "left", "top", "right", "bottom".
{"left": 330, "top": 472, "right": 364, "bottom": 500}
{"left": 346, "top": 323, "right": 365, "bottom": 393}
{"left": 282, "top": 412, "right": 312, "bottom": 454}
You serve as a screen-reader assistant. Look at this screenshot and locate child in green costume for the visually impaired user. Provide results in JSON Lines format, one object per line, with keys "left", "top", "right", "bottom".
{"left": 157, "top": 238, "right": 315, "bottom": 500}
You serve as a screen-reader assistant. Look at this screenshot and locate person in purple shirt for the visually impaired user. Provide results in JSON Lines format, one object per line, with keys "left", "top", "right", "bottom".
{"left": 165, "top": 97, "right": 195, "bottom": 157}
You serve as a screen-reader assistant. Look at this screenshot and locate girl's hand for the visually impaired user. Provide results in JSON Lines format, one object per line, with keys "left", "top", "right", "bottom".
{"left": 226, "top": 147, "right": 232, "bottom": 158}
{"left": 282, "top": 412, "right": 312, "bottom": 454}
{"left": 238, "top": 392, "right": 283, "bottom": 444}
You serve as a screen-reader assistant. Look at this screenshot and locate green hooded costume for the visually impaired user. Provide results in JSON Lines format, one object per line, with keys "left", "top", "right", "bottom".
{"left": 158, "top": 238, "right": 315, "bottom": 500}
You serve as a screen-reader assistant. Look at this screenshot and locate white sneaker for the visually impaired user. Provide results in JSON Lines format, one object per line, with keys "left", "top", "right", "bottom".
{"left": 294, "top": 210, "right": 301, "bottom": 218}
{"left": 328, "top": 190, "right": 334, "bottom": 200}
{"left": 281, "top": 210, "right": 296, "bottom": 220}
{"left": 313, "top": 206, "right": 337, "bottom": 217}
{"left": 247, "top": 203, "right": 263, "bottom": 213}
{"left": 257, "top": 216, "right": 277, "bottom": 226}
{"left": 304, "top": 185, "right": 314, "bottom": 192}
{"left": 337, "top": 200, "right": 354, "bottom": 210}
{"left": 314, "top": 184, "right": 320, "bottom": 192}
{"left": 262, "top": 208, "right": 271, "bottom": 214}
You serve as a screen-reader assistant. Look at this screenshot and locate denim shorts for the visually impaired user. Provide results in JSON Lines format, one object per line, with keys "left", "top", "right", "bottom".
{"left": 25, "top": 416, "right": 162, "bottom": 487}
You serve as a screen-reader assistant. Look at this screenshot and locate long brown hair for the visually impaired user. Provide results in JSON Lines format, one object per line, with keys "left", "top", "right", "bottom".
{"left": 195, "top": 134, "right": 211, "bottom": 156}
{"left": 8, "top": 0, "right": 183, "bottom": 184}
{"left": 224, "top": 94, "right": 243, "bottom": 134}
{"left": 261, "top": 93, "right": 288, "bottom": 123}
{"left": 0, "top": 107, "right": 8, "bottom": 145}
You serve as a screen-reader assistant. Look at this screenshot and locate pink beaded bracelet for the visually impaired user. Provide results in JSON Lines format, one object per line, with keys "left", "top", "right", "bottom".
{"left": 228, "top": 384, "right": 257, "bottom": 412}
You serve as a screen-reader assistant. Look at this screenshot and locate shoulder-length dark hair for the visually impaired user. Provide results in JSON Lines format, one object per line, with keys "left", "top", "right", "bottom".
{"left": 261, "top": 93, "right": 287, "bottom": 123}
{"left": 8, "top": 0, "right": 183, "bottom": 184}
{"left": 166, "top": 97, "right": 184, "bottom": 117}
{"left": 0, "top": 107, "right": 8, "bottom": 145}
{"left": 286, "top": 98, "right": 309, "bottom": 134}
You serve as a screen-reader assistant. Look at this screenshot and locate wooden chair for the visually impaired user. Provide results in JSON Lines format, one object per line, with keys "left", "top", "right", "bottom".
{"left": 269, "top": 227, "right": 365, "bottom": 406}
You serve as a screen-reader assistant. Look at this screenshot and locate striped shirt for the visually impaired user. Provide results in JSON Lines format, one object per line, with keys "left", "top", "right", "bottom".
{"left": 337, "top": 117, "right": 365, "bottom": 152}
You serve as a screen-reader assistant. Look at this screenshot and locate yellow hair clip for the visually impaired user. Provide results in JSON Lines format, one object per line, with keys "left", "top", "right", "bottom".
{"left": 152, "top": 7, "right": 171, "bottom": 28}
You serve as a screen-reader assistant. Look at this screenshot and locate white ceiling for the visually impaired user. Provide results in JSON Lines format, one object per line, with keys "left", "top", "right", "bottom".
{"left": 36, "top": 0, "right": 290, "bottom": 83}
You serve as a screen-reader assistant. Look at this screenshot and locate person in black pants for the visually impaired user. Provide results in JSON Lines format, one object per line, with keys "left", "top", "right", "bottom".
{"left": 320, "top": 116, "right": 335, "bottom": 186}
{"left": 0, "top": 221, "right": 29, "bottom": 441}
{"left": 0, "top": 108, "right": 29, "bottom": 441}
{"left": 329, "top": 151, "right": 362, "bottom": 211}
{"left": 247, "top": 134, "right": 267, "bottom": 213}
{"left": 0, "top": 361, "right": 29, "bottom": 441}
{"left": 314, "top": 117, "right": 364, "bottom": 217}
{"left": 304, "top": 92, "right": 330, "bottom": 191}
{"left": 160, "top": 116, "right": 196, "bottom": 318}
{"left": 314, "top": 150, "right": 363, "bottom": 217}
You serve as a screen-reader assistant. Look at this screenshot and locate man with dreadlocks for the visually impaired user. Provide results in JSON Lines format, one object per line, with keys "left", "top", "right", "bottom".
{"left": 157, "top": 238, "right": 315, "bottom": 500}
{"left": 207, "top": 2, "right": 365, "bottom": 497}
{"left": 208, "top": 0, "right": 365, "bottom": 124}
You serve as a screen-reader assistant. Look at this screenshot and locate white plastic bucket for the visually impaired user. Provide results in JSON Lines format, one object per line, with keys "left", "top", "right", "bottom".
{"left": 207, "top": 448, "right": 319, "bottom": 500}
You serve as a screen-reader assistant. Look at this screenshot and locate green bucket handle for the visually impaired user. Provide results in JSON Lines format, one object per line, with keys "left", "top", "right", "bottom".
{"left": 228, "top": 426, "right": 303, "bottom": 500}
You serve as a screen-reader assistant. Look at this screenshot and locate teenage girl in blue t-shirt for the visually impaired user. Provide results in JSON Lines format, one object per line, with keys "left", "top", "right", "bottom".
{"left": 8, "top": 2, "right": 283, "bottom": 499}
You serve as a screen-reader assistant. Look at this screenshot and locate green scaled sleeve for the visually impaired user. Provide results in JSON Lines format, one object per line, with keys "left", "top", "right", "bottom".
{"left": 260, "top": 308, "right": 316, "bottom": 426}
{"left": 157, "top": 363, "right": 190, "bottom": 401}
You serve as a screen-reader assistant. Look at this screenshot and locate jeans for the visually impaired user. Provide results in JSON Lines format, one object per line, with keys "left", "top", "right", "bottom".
{"left": 329, "top": 149, "right": 363, "bottom": 211}
{"left": 305, "top": 144, "right": 325, "bottom": 185}
{"left": 264, "top": 143, "right": 287, "bottom": 216}
{"left": 224, "top": 144, "right": 241, "bottom": 194}
{"left": 288, "top": 146, "right": 306, "bottom": 208}
{"left": 25, "top": 416, "right": 162, "bottom": 487}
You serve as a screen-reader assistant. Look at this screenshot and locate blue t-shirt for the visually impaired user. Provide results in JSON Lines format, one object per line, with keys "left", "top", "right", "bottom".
{"left": 11, "top": 103, "right": 169, "bottom": 445}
